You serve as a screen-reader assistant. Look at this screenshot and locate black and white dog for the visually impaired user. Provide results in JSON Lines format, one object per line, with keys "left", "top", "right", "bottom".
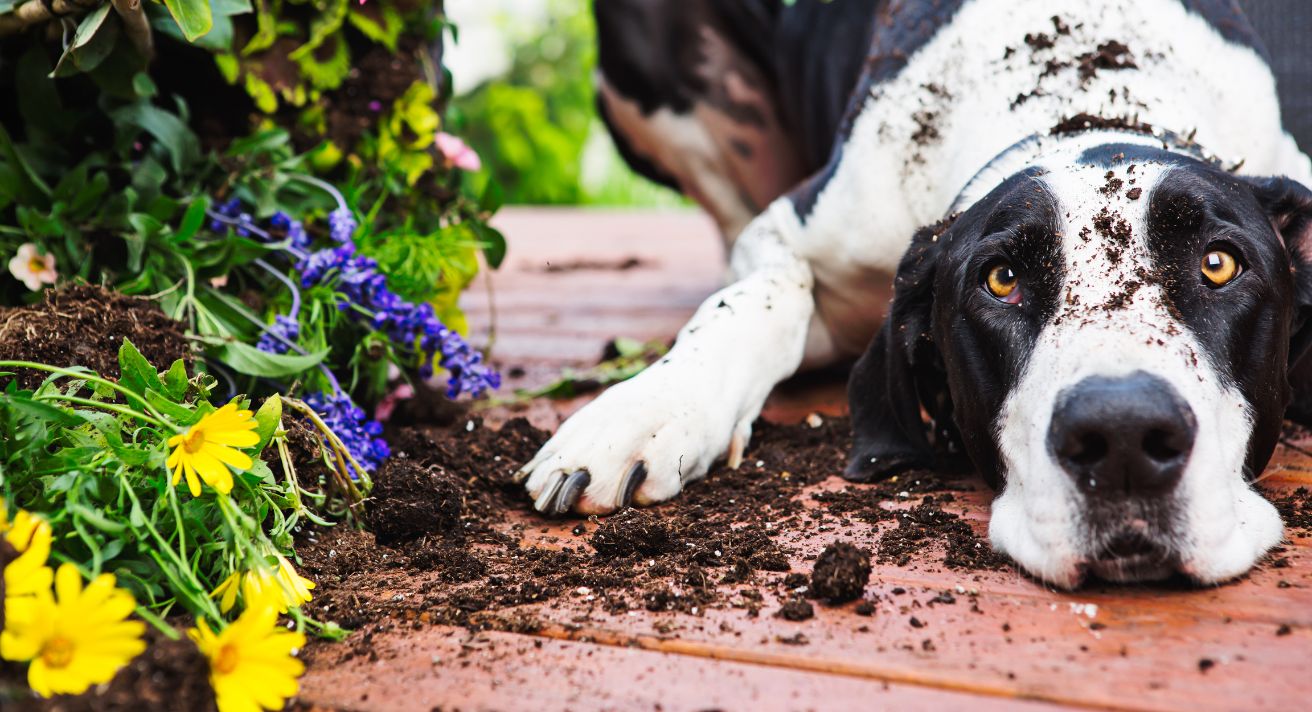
{"left": 515, "top": 0, "right": 1312, "bottom": 588}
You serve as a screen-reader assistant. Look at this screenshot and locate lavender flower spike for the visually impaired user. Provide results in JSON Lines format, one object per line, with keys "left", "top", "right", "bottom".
{"left": 256, "top": 315, "right": 300, "bottom": 354}
{"left": 328, "top": 206, "right": 357, "bottom": 244}
{"left": 305, "top": 390, "right": 390, "bottom": 474}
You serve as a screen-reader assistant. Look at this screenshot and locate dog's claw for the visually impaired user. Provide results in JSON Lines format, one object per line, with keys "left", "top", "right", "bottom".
{"left": 534, "top": 472, "right": 564, "bottom": 512}
{"left": 727, "top": 418, "right": 752, "bottom": 469}
{"left": 547, "top": 469, "right": 591, "bottom": 516}
{"left": 620, "top": 462, "right": 647, "bottom": 507}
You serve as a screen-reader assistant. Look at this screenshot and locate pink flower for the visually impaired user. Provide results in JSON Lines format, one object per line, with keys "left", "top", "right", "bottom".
{"left": 209, "top": 275, "right": 230, "bottom": 288}
{"left": 434, "top": 131, "right": 482, "bottom": 172}
{"left": 8, "top": 243, "right": 57, "bottom": 291}
{"left": 373, "top": 383, "right": 415, "bottom": 422}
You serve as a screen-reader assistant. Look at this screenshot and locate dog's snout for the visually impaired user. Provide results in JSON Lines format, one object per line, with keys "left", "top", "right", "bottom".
{"left": 1049, "top": 373, "right": 1197, "bottom": 498}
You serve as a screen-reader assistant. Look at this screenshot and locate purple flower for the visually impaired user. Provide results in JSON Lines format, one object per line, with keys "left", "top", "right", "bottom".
{"left": 256, "top": 314, "right": 300, "bottom": 354}
{"left": 209, "top": 198, "right": 243, "bottom": 232}
{"left": 328, "top": 207, "right": 357, "bottom": 244}
{"left": 295, "top": 240, "right": 499, "bottom": 398}
{"left": 305, "top": 390, "right": 390, "bottom": 473}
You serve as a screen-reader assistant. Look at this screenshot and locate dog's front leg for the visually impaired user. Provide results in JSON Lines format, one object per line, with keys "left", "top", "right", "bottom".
{"left": 517, "top": 209, "right": 815, "bottom": 515}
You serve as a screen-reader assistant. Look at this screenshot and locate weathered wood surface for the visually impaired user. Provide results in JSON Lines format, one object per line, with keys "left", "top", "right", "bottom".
{"left": 297, "top": 208, "right": 1311, "bottom": 711}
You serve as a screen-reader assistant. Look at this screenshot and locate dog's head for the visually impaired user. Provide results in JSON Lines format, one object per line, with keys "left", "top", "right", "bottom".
{"left": 847, "top": 139, "right": 1312, "bottom": 587}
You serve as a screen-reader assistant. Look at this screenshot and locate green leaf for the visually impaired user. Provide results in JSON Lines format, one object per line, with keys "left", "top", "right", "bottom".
{"left": 471, "top": 222, "right": 507, "bottom": 269}
{"left": 210, "top": 342, "right": 329, "bottom": 378}
{"left": 109, "top": 102, "right": 201, "bottom": 176}
{"left": 132, "top": 72, "right": 157, "bottom": 98}
{"left": 0, "top": 121, "right": 50, "bottom": 204}
{"left": 295, "top": 36, "right": 351, "bottom": 91}
{"left": 162, "top": 359, "right": 190, "bottom": 400}
{"left": 175, "top": 196, "right": 210, "bottom": 243}
{"left": 347, "top": 3, "right": 404, "bottom": 51}
{"left": 118, "top": 338, "right": 164, "bottom": 396}
{"left": 242, "top": 0, "right": 279, "bottom": 55}
{"left": 479, "top": 179, "right": 505, "bottom": 216}
{"left": 252, "top": 395, "right": 282, "bottom": 452}
{"left": 162, "top": 0, "right": 213, "bottom": 41}
{"left": 288, "top": 0, "right": 347, "bottom": 60}
{"left": 52, "top": 4, "right": 119, "bottom": 77}
{"left": 145, "top": 388, "right": 198, "bottom": 424}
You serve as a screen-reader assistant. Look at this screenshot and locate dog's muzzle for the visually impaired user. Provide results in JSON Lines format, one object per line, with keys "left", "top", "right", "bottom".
{"left": 1047, "top": 372, "right": 1198, "bottom": 579}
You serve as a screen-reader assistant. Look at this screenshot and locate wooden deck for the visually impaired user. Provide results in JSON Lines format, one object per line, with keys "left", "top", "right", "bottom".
{"left": 296, "top": 208, "right": 1312, "bottom": 712}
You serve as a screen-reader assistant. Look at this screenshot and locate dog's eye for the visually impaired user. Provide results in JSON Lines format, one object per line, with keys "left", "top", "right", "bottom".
{"left": 1201, "top": 249, "right": 1241, "bottom": 287}
{"left": 985, "top": 263, "right": 1021, "bottom": 303}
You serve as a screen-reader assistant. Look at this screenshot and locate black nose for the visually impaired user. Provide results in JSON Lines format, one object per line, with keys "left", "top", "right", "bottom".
{"left": 1048, "top": 373, "right": 1197, "bottom": 498}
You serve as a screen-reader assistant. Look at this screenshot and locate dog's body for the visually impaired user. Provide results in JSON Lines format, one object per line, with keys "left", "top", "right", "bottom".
{"left": 517, "top": 0, "right": 1312, "bottom": 587}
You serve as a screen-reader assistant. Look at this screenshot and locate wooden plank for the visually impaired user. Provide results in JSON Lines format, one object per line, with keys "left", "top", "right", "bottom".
{"left": 297, "top": 625, "right": 1068, "bottom": 712}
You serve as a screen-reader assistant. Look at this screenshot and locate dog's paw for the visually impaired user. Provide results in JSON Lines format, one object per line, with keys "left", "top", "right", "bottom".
{"left": 514, "top": 370, "right": 752, "bottom": 516}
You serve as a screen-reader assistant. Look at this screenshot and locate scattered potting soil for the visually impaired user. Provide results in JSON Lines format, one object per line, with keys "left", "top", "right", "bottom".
{"left": 294, "top": 413, "right": 1013, "bottom": 650}
{"left": 809, "top": 542, "right": 872, "bottom": 603}
{"left": 0, "top": 285, "right": 190, "bottom": 390}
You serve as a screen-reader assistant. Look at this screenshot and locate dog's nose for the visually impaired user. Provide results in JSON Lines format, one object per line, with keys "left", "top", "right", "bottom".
{"left": 1048, "top": 373, "right": 1197, "bottom": 498}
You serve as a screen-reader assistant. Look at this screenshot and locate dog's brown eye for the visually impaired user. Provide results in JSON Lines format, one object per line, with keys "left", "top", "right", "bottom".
{"left": 1201, "top": 249, "right": 1240, "bottom": 287}
{"left": 986, "top": 264, "right": 1021, "bottom": 303}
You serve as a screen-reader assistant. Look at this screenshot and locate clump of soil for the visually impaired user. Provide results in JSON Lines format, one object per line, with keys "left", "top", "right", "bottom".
{"left": 0, "top": 630, "right": 218, "bottom": 712}
{"left": 367, "top": 459, "right": 465, "bottom": 546}
{"left": 591, "top": 508, "right": 679, "bottom": 558}
{"left": 777, "top": 597, "right": 815, "bottom": 621}
{"left": 1076, "top": 40, "right": 1137, "bottom": 82}
{"left": 810, "top": 542, "right": 872, "bottom": 603}
{"left": 0, "top": 285, "right": 190, "bottom": 389}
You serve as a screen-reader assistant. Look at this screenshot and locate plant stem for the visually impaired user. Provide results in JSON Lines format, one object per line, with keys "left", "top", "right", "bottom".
{"left": 35, "top": 393, "right": 170, "bottom": 429}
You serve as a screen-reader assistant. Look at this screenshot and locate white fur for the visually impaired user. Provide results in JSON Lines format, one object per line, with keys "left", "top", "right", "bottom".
{"left": 519, "top": 203, "right": 814, "bottom": 514}
{"left": 522, "top": 0, "right": 1304, "bottom": 585}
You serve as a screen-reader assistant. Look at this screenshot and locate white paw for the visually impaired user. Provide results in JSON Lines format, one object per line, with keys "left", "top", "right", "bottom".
{"left": 515, "top": 366, "right": 753, "bottom": 516}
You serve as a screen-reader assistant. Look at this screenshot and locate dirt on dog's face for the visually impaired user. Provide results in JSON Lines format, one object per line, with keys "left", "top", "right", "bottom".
{"left": 848, "top": 140, "right": 1312, "bottom": 588}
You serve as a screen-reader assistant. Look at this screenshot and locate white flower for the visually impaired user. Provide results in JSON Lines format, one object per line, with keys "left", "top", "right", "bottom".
{"left": 7, "top": 243, "right": 57, "bottom": 292}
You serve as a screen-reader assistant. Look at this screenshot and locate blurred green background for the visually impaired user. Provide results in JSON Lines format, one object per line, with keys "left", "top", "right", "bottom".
{"left": 444, "top": 0, "right": 687, "bottom": 207}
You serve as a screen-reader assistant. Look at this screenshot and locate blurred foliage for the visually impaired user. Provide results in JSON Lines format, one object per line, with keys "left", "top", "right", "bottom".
{"left": 450, "top": 0, "right": 686, "bottom": 207}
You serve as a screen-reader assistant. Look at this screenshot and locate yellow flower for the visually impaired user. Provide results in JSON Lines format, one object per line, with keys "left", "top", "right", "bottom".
{"left": 166, "top": 402, "right": 260, "bottom": 497}
{"left": 0, "top": 563, "right": 146, "bottom": 697}
{"left": 190, "top": 594, "right": 306, "bottom": 712}
{"left": 212, "top": 553, "right": 315, "bottom": 614}
{"left": 1, "top": 503, "right": 54, "bottom": 598}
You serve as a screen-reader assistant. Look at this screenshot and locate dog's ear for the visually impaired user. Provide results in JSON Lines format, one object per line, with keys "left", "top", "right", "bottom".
{"left": 1246, "top": 176, "right": 1312, "bottom": 423}
{"left": 845, "top": 218, "right": 957, "bottom": 482}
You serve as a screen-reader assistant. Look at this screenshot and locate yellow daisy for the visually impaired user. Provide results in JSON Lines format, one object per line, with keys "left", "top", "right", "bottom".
{"left": 0, "top": 563, "right": 146, "bottom": 697}
{"left": 1, "top": 503, "right": 54, "bottom": 598}
{"left": 211, "top": 553, "right": 315, "bottom": 614}
{"left": 166, "top": 402, "right": 260, "bottom": 496}
{"left": 190, "top": 594, "right": 306, "bottom": 712}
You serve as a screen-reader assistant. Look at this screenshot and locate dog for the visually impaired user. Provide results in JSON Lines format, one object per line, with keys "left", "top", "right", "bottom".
{"left": 514, "top": 0, "right": 1312, "bottom": 588}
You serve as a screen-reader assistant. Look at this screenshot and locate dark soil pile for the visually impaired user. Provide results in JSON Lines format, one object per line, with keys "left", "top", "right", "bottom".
{"left": 0, "top": 285, "right": 190, "bottom": 389}
{"left": 0, "top": 630, "right": 217, "bottom": 712}
{"left": 810, "top": 542, "right": 872, "bottom": 603}
{"left": 366, "top": 459, "right": 465, "bottom": 546}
